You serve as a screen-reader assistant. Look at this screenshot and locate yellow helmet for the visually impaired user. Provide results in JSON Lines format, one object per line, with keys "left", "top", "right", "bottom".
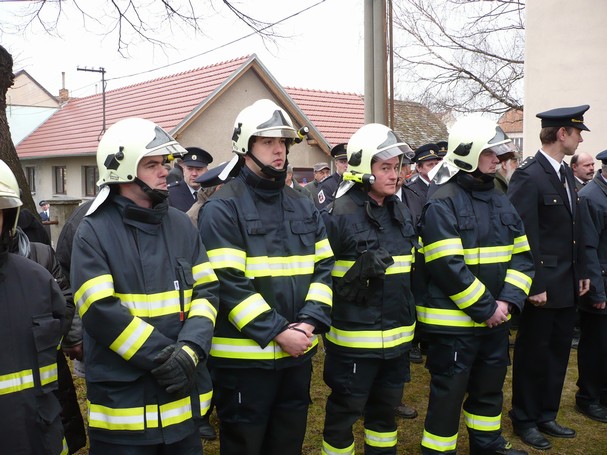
{"left": 231, "top": 99, "right": 298, "bottom": 156}
{"left": 0, "top": 160, "right": 23, "bottom": 237}
{"left": 445, "top": 116, "right": 515, "bottom": 173}
{"left": 97, "top": 118, "right": 186, "bottom": 186}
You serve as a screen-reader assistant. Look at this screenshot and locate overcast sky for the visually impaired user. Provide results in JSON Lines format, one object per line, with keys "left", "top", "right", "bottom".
{"left": 1, "top": 0, "right": 364, "bottom": 99}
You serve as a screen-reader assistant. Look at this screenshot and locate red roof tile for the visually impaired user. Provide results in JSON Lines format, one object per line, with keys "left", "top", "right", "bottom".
{"left": 17, "top": 56, "right": 251, "bottom": 158}
{"left": 285, "top": 88, "right": 365, "bottom": 146}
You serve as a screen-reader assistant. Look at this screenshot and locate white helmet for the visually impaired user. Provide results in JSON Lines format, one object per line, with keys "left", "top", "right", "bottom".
{"left": 346, "top": 123, "right": 413, "bottom": 176}
{"left": 0, "top": 160, "right": 23, "bottom": 237}
{"left": 97, "top": 117, "right": 186, "bottom": 186}
{"left": 445, "top": 116, "right": 515, "bottom": 173}
{"left": 231, "top": 99, "right": 298, "bottom": 156}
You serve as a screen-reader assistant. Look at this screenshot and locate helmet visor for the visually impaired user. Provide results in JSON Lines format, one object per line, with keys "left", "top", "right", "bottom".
{"left": 375, "top": 130, "right": 414, "bottom": 162}
{"left": 486, "top": 126, "right": 515, "bottom": 157}
{"left": 255, "top": 127, "right": 298, "bottom": 139}
{"left": 254, "top": 109, "right": 298, "bottom": 139}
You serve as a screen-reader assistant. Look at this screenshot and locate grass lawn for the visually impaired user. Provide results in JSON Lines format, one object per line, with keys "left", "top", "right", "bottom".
{"left": 72, "top": 337, "right": 605, "bottom": 454}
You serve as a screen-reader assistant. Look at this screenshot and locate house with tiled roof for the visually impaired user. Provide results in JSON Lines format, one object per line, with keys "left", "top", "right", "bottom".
{"left": 16, "top": 54, "right": 446, "bottom": 203}
{"left": 498, "top": 108, "right": 524, "bottom": 154}
{"left": 8, "top": 70, "right": 61, "bottom": 147}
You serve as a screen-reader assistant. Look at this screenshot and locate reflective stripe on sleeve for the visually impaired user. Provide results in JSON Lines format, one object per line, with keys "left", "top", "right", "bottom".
{"left": 315, "top": 238, "right": 334, "bottom": 262}
{"left": 512, "top": 235, "right": 531, "bottom": 254}
{"left": 188, "top": 298, "right": 217, "bottom": 324}
{"left": 228, "top": 293, "right": 272, "bottom": 331}
{"left": 192, "top": 261, "right": 218, "bottom": 285}
{"left": 109, "top": 317, "right": 154, "bottom": 360}
{"left": 505, "top": 269, "right": 532, "bottom": 295}
{"left": 449, "top": 278, "right": 486, "bottom": 309}
{"left": 207, "top": 248, "right": 246, "bottom": 271}
{"left": 305, "top": 282, "right": 333, "bottom": 307}
{"left": 75, "top": 274, "right": 114, "bottom": 317}
{"left": 0, "top": 369, "right": 34, "bottom": 395}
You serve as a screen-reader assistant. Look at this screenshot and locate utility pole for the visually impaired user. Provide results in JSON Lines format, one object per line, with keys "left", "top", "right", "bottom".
{"left": 77, "top": 66, "right": 107, "bottom": 139}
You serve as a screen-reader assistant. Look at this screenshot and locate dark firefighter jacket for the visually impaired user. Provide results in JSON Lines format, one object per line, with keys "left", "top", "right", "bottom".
{"left": 0, "top": 253, "right": 67, "bottom": 455}
{"left": 417, "top": 173, "right": 534, "bottom": 335}
{"left": 579, "top": 172, "right": 607, "bottom": 314}
{"left": 322, "top": 187, "right": 417, "bottom": 359}
{"left": 199, "top": 167, "right": 334, "bottom": 369}
{"left": 71, "top": 195, "right": 219, "bottom": 445}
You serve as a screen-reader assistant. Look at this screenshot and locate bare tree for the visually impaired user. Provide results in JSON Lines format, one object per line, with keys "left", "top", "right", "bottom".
{"left": 0, "top": 45, "right": 37, "bottom": 214}
{"left": 391, "top": 0, "right": 525, "bottom": 115}
{"left": 0, "top": 1, "right": 286, "bottom": 203}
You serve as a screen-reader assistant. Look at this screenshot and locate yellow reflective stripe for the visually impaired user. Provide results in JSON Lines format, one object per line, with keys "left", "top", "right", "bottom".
{"left": 326, "top": 325, "right": 415, "bottom": 349}
{"left": 207, "top": 248, "right": 246, "bottom": 271}
{"left": 245, "top": 255, "right": 315, "bottom": 278}
{"left": 364, "top": 428, "right": 397, "bottom": 448}
{"left": 192, "top": 261, "right": 218, "bottom": 285}
{"left": 331, "top": 255, "right": 412, "bottom": 278}
{"left": 146, "top": 404, "right": 159, "bottom": 428}
{"left": 449, "top": 278, "right": 485, "bottom": 310}
{"left": 331, "top": 260, "right": 354, "bottom": 278}
{"left": 210, "top": 336, "right": 318, "bottom": 360}
{"left": 159, "top": 397, "right": 192, "bottom": 427}
{"left": 109, "top": 318, "right": 154, "bottom": 360}
{"left": 322, "top": 440, "right": 355, "bottom": 455}
{"left": 386, "top": 254, "right": 412, "bottom": 274}
{"left": 416, "top": 306, "right": 510, "bottom": 328}
{"left": 199, "top": 390, "right": 213, "bottom": 416}
{"left": 88, "top": 402, "right": 145, "bottom": 431}
{"left": 305, "top": 282, "right": 333, "bottom": 307}
{"left": 463, "top": 245, "right": 513, "bottom": 265}
{"left": 424, "top": 238, "right": 464, "bottom": 262}
{"left": 316, "top": 238, "right": 334, "bottom": 262}
{"left": 464, "top": 410, "right": 501, "bottom": 431}
{"left": 228, "top": 293, "right": 272, "bottom": 330}
{"left": 116, "top": 290, "right": 185, "bottom": 318}
{"left": 0, "top": 369, "right": 34, "bottom": 395}
{"left": 75, "top": 274, "right": 114, "bottom": 317}
{"left": 189, "top": 298, "right": 217, "bottom": 324}
{"left": 421, "top": 429, "right": 458, "bottom": 452}
{"left": 512, "top": 234, "right": 531, "bottom": 254}
{"left": 505, "top": 269, "right": 532, "bottom": 295}
{"left": 39, "top": 362, "right": 58, "bottom": 387}
{"left": 60, "top": 437, "right": 69, "bottom": 455}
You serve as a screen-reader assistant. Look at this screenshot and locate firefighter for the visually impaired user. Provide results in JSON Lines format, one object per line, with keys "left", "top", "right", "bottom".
{"left": 0, "top": 160, "right": 67, "bottom": 454}
{"left": 417, "top": 117, "right": 534, "bottom": 455}
{"left": 321, "top": 123, "right": 417, "bottom": 455}
{"left": 198, "top": 99, "right": 334, "bottom": 455}
{"left": 71, "top": 118, "right": 219, "bottom": 454}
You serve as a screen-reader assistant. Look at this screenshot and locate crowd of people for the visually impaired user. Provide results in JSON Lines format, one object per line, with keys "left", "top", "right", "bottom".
{"left": 1, "top": 100, "right": 606, "bottom": 455}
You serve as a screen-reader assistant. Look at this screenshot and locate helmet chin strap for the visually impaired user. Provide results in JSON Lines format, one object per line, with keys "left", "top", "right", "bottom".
{"left": 248, "top": 152, "right": 288, "bottom": 179}
{"left": 471, "top": 168, "right": 495, "bottom": 183}
{"left": 134, "top": 178, "right": 169, "bottom": 206}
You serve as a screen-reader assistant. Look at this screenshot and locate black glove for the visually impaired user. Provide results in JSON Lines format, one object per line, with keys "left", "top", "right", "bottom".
{"left": 336, "top": 248, "right": 394, "bottom": 304}
{"left": 151, "top": 342, "right": 199, "bottom": 396}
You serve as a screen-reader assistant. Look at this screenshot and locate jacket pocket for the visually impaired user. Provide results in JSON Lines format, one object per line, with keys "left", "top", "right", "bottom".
{"left": 541, "top": 255, "right": 557, "bottom": 268}
{"left": 32, "top": 314, "right": 61, "bottom": 392}
{"left": 543, "top": 194, "right": 565, "bottom": 206}
{"left": 290, "top": 218, "right": 317, "bottom": 246}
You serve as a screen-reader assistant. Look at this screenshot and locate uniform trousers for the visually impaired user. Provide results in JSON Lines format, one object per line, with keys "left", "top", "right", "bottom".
{"left": 421, "top": 330, "right": 509, "bottom": 455}
{"left": 509, "top": 305, "right": 576, "bottom": 429}
{"left": 213, "top": 361, "right": 312, "bottom": 455}
{"left": 576, "top": 310, "right": 607, "bottom": 405}
{"left": 322, "top": 352, "right": 409, "bottom": 455}
{"left": 89, "top": 431, "right": 202, "bottom": 455}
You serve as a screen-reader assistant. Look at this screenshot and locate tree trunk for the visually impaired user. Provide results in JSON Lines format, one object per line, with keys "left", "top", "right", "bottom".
{"left": 0, "top": 45, "right": 37, "bottom": 214}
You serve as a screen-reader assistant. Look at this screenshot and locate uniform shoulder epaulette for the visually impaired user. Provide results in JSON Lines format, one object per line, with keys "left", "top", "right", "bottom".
{"left": 167, "top": 180, "right": 180, "bottom": 189}
{"left": 519, "top": 156, "right": 534, "bottom": 169}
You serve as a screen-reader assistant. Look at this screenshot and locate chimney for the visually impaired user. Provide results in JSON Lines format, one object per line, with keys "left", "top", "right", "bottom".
{"left": 58, "top": 72, "right": 69, "bottom": 103}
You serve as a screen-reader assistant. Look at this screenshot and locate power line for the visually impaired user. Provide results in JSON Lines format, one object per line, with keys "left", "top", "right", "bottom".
{"left": 105, "top": 0, "right": 326, "bottom": 84}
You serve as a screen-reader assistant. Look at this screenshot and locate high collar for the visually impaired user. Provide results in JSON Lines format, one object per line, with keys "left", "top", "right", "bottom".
{"left": 241, "top": 166, "right": 285, "bottom": 193}
{"left": 112, "top": 194, "right": 169, "bottom": 234}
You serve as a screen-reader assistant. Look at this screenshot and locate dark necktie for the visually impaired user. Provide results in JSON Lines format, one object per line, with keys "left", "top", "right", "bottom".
{"left": 193, "top": 190, "right": 198, "bottom": 201}
{"left": 560, "top": 164, "right": 567, "bottom": 186}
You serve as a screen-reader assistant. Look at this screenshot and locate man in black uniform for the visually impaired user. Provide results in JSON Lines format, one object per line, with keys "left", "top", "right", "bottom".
{"left": 169, "top": 147, "right": 213, "bottom": 212}
{"left": 317, "top": 143, "right": 348, "bottom": 209}
{"left": 418, "top": 117, "right": 532, "bottom": 455}
{"left": 508, "top": 105, "right": 590, "bottom": 451}
{"left": 0, "top": 160, "right": 67, "bottom": 454}
{"left": 575, "top": 149, "right": 607, "bottom": 423}
{"left": 199, "top": 99, "right": 334, "bottom": 455}
{"left": 321, "top": 123, "right": 417, "bottom": 455}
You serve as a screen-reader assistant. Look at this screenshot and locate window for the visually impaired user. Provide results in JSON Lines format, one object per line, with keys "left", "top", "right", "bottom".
{"left": 53, "top": 166, "right": 66, "bottom": 195}
{"left": 512, "top": 137, "right": 524, "bottom": 153}
{"left": 84, "top": 166, "right": 99, "bottom": 197}
{"left": 25, "top": 166, "right": 36, "bottom": 193}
